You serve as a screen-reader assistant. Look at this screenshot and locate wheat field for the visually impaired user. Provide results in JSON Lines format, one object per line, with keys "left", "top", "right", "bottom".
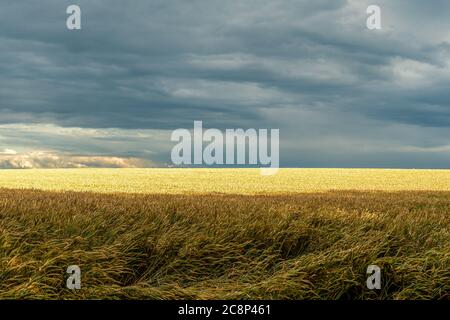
{"left": 1, "top": 168, "right": 450, "bottom": 194}
{"left": 0, "top": 169, "right": 448, "bottom": 300}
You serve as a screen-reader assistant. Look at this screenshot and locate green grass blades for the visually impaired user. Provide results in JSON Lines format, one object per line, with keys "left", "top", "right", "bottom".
{"left": 0, "top": 189, "right": 448, "bottom": 299}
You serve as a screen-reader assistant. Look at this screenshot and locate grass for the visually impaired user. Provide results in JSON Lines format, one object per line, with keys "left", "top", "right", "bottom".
{"left": 0, "top": 180, "right": 448, "bottom": 299}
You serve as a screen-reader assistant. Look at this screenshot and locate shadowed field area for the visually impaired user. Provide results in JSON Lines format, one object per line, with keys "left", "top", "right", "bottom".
{"left": 0, "top": 189, "right": 448, "bottom": 299}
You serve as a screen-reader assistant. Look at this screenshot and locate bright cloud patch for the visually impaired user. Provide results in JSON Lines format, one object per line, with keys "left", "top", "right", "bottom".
{"left": 0, "top": 150, "right": 153, "bottom": 169}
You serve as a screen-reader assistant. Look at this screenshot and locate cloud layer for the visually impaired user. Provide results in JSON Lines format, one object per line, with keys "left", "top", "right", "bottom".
{"left": 0, "top": 1, "right": 450, "bottom": 167}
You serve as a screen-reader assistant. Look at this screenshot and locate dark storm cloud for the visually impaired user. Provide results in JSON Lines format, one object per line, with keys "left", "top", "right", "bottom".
{"left": 1, "top": 0, "right": 450, "bottom": 167}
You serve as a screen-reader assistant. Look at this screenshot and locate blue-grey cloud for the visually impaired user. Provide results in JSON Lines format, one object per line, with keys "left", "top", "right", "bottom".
{"left": 1, "top": 0, "right": 450, "bottom": 167}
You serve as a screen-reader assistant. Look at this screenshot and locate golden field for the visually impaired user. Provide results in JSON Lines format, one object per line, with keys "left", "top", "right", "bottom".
{"left": 0, "top": 168, "right": 450, "bottom": 194}
{"left": 0, "top": 168, "right": 448, "bottom": 300}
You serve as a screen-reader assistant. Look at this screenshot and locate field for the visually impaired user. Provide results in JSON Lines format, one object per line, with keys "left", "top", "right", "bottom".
{"left": 1, "top": 168, "right": 450, "bottom": 194}
{"left": 0, "top": 169, "right": 448, "bottom": 299}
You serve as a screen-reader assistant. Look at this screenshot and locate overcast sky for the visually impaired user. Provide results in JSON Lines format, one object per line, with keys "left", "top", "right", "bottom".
{"left": 1, "top": 0, "right": 450, "bottom": 168}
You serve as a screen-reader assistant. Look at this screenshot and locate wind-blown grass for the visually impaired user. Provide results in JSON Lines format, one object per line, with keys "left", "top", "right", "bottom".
{"left": 0, "top": 189, "right": 448, "bottom": 299}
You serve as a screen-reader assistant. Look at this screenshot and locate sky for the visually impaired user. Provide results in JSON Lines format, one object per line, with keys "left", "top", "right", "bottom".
{"left": 1, "top": 0, "right": 450, "bottom": 168}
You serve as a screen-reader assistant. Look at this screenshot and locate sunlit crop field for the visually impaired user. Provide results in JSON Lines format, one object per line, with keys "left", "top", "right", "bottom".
{"left": 0, "top": 189, "right": 448, "bottom": 300}
{"left": 0, "top": 168, "right": 450, "bottom": 194}
{"left": 0, "top": 168, "right": 449, "bottom": 300}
